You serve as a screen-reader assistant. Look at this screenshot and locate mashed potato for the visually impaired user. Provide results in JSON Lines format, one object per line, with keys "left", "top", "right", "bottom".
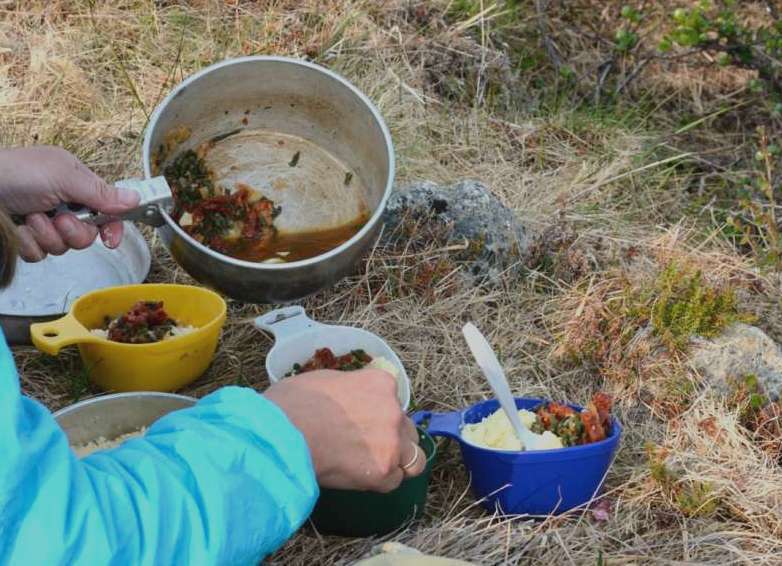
{"left": 73, "top": 428, "right": 146, "bottom": 458}
{"left": 461, "top": 407, "right": 563, "bottom": 451}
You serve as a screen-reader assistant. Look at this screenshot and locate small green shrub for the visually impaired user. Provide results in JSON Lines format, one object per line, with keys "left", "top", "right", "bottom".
{"left": 646, "top": 443, "right": 719, "bottom": 518}
{"left": 649, "top": 262, "right": 741, "bottom": 348}
{"left": 658, "top": 1, "right": 782, "bottom": 94}
{"left": 675, "top": 480, "right": 719, "bottom": 517}
{"left": 729, "top": 373, "right": 770, "bottom": 424}
{"left": 727, "top": 127, "right": 782, "bottom": 267}
{"left": 646, "top": 443, "right": 676, "bottom": 489}
{"left": 70, "top": 366, "right": 91, "bottom": 402}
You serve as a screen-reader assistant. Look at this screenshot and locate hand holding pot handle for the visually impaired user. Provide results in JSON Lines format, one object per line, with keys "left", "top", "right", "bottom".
{"left": 265, "top": 368, "right": 426, "bottom": 492}
{"left": 0, "top": 146, "right": 141, "bottom": 262}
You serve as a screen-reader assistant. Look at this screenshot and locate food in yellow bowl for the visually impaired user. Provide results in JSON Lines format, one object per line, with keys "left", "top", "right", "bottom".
{"left": 30, "top": 284, "right": 226, "bottom": 393}
{"left": 89, "top": 301, "right": 195, "bottom": 343}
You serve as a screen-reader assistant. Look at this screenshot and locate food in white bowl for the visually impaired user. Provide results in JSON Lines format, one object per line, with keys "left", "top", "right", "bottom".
{"left": 285, "top": 347, "right": 399, "bottom": 379}
{"left": 257, "top": 306, "right": 412, "bottom": 410}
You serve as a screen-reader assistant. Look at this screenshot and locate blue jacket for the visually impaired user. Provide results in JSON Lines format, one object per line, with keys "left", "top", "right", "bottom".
{"left": 0, "top": 330, "right": 318, "bottom": 565}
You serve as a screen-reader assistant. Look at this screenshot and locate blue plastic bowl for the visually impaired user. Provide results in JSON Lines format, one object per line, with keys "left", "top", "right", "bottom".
{"left": 413, "top": 397, "right": 621, "bottom": 516}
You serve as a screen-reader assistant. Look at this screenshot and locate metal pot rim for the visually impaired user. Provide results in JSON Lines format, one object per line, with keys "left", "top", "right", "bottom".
{"left": 142, "top": 55, "right": 395, "bottom": 272}
{"left": 53, "top": 391, "right": 197, "bottom": 418}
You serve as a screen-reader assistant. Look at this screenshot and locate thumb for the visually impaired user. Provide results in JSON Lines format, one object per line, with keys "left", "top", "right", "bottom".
{"left": 61, "top": 166, "right": 140, "bottom": 215}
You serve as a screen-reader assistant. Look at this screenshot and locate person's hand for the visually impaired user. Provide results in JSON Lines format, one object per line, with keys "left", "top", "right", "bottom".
{"left": 0, "top": 146, "right": 141, "bottom": 261}
{"left": 264, "top": 369, "right": 426, "bottom": 492}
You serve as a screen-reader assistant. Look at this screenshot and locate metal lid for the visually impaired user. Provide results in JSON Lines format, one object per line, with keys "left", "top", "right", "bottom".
{"left": 0, "top": 222, "right": 151, "bottom": 318}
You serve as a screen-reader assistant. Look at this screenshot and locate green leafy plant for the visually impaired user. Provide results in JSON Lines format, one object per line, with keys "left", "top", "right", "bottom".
{"left": 675, "top": 479, "right": 718, "bottom": 517}
{"left": 727, "top": 127, "right": 782, "bottom": 266}
{"left": 659, "top": 1, "right": 782, "bottom": 93}
{"left": 649, "top": 262, "right": 742, "bottom": 348}
{"left": 615, "top": 6, "right": 641, "bottom": 52}
{"left": 646, "top": 443, "right": 719, "bottom": 517}
{"left": 729, "top": 373, "right": 770, "bottom": 423}
{"left": 615, "top": 28, "right": 639, "bottom": 52}
{"left": 70, "top": 366, "right": 91, "bottom": 402}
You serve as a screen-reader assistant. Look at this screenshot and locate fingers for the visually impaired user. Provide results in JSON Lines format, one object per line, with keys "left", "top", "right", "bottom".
{"left": 59, "top": 154, "right": 140, "bottom": 215}
{"left": 53, "top": 214, "right": 98, "bottom": 250}
{"left": 17, "top": 225, "right": 44, "bottom": 262}
{"left": 26, "top": 213, "right": 67, "bottom": 256}
{"left": 17, "top": 213, "right": 99, "bottom": 261}
{"left": 399, "top": 416, "right": 425, "bottom": 478}
{"left": 402, "top": 415, "right": 418, "bottom": 444}
{"left": 376, "top": 467, "right": 405, "bottom": 494}
{"left": 36, "top": 149, "right": 135, "bottom": 249}
{"left": 99, "top": 220, "right": 124, "bottom": 249}
{"left": 364, "top": 415, "right": 422, "bottom": 492}
{"left": 400, "top": 440, "right": 426, "bottom": 479}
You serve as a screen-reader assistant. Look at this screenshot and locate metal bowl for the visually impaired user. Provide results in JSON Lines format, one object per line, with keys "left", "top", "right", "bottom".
{"left": 53, "top": 392, "right": 196, "bottom": 446}
{"left": 142, "top": 56, "right": 395, "bottom": 304}
{"left": 0, "top": 223, "right": 151, "bottom": 345}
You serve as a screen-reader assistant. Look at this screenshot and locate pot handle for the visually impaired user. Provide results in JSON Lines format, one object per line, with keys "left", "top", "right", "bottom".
{"left": 30, "top": 314, "right": 98, "bottom": 355}
{"left": 411, "top": 410, "right": 462, "bottom": 440}
{"left": 254, "top": 306, "right": 319, "bottom": 343}
{"left": 16, "top": 176, "right": 174, "bottom": 229}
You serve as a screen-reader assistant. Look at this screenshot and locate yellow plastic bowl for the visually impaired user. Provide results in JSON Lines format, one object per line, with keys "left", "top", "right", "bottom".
{"left": 30, "top": 284, "right": 226, "bottom": 392}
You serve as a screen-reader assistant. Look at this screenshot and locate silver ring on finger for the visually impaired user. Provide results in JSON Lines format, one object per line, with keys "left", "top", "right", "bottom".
{"left": 401, "top": 441, "right": 420, "bottom": 470}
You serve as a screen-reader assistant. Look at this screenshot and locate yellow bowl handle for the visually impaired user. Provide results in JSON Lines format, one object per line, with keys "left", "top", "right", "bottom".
{"left": 30, "top": 314, "right": 95, "bottom": 355}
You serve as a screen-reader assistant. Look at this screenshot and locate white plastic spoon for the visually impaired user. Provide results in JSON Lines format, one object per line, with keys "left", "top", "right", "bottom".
{"left": 462, "top": 322, "right": 560, "bottom": 451}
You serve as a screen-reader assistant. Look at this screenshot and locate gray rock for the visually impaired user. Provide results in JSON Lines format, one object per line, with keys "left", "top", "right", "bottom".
{"left": 690, "top": 323, "right": 782, "bottom": 399}
{"left": 381, "top": 180, "right": 529, "bottom": 286}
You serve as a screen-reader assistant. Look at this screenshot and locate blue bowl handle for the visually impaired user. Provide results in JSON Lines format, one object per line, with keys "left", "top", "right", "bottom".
{"left": 412, "top": 410, "right": 461, "bottom": 439}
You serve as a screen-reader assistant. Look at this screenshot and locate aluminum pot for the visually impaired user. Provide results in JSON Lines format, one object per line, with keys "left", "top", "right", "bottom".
{"left": 142, "top": 56, "right": 395, "bottom": 304}
{"left": 54, "top": 391, "right": 196, "bottom": 447}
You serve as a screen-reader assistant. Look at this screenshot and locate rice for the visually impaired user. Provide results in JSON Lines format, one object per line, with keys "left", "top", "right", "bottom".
{"left": 89, "top": 325, "right": 196, "bottom": 341}
{"left": 168, "top": 325, "right": 196, "bottom": 337}
{"left": 73, "top": 427, "right": 147, "bottom": 458}
{"left": 367, "top": 356, "right": 400, "bottom": 379}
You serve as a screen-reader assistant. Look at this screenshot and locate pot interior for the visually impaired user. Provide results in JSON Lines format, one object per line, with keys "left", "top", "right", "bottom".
{"left": 146, "top": 58, "right": 392, "bottom": 262}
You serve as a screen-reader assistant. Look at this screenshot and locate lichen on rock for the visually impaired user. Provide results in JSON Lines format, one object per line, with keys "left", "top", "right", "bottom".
{"left": 381, "top": 180, "right": 530, "bottom": 287}
{"left": 690, "top": 323, "right": 782, "bottom": 400}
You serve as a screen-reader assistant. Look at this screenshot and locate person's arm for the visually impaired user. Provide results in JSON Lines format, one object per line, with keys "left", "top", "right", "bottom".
{"left": 0, "top": 340, "right": 317, "bottom": 564}
{"left": 0, "top": 147, "right": 426, "bottom": 563}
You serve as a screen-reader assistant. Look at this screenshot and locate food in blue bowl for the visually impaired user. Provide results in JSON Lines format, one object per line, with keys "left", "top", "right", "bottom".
{"left": 413, "top": 395, "right": 621, "bottom": 516}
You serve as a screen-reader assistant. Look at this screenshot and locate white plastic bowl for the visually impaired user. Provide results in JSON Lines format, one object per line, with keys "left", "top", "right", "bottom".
{"left": 255, "top": 306, "right": 411, "bottom": 410}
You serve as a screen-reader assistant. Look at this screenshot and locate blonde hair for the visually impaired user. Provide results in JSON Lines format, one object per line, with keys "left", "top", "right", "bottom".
{"left": 0, "top": 208, "right": 18, "bottom": 287}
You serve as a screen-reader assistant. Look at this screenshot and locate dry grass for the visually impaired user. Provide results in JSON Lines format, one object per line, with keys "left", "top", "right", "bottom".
{"left": 5, "top": 1, "right": 782, "bottom": 564}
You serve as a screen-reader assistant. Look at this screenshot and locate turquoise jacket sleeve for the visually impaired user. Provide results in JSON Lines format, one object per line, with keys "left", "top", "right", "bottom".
{"left": 0, "top": 332, "right": 318, "bottom": 566}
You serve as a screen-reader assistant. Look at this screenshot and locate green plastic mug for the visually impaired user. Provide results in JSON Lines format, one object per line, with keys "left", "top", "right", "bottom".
{"left": 309, "top": 428, "right": 437, "bottom": 537}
